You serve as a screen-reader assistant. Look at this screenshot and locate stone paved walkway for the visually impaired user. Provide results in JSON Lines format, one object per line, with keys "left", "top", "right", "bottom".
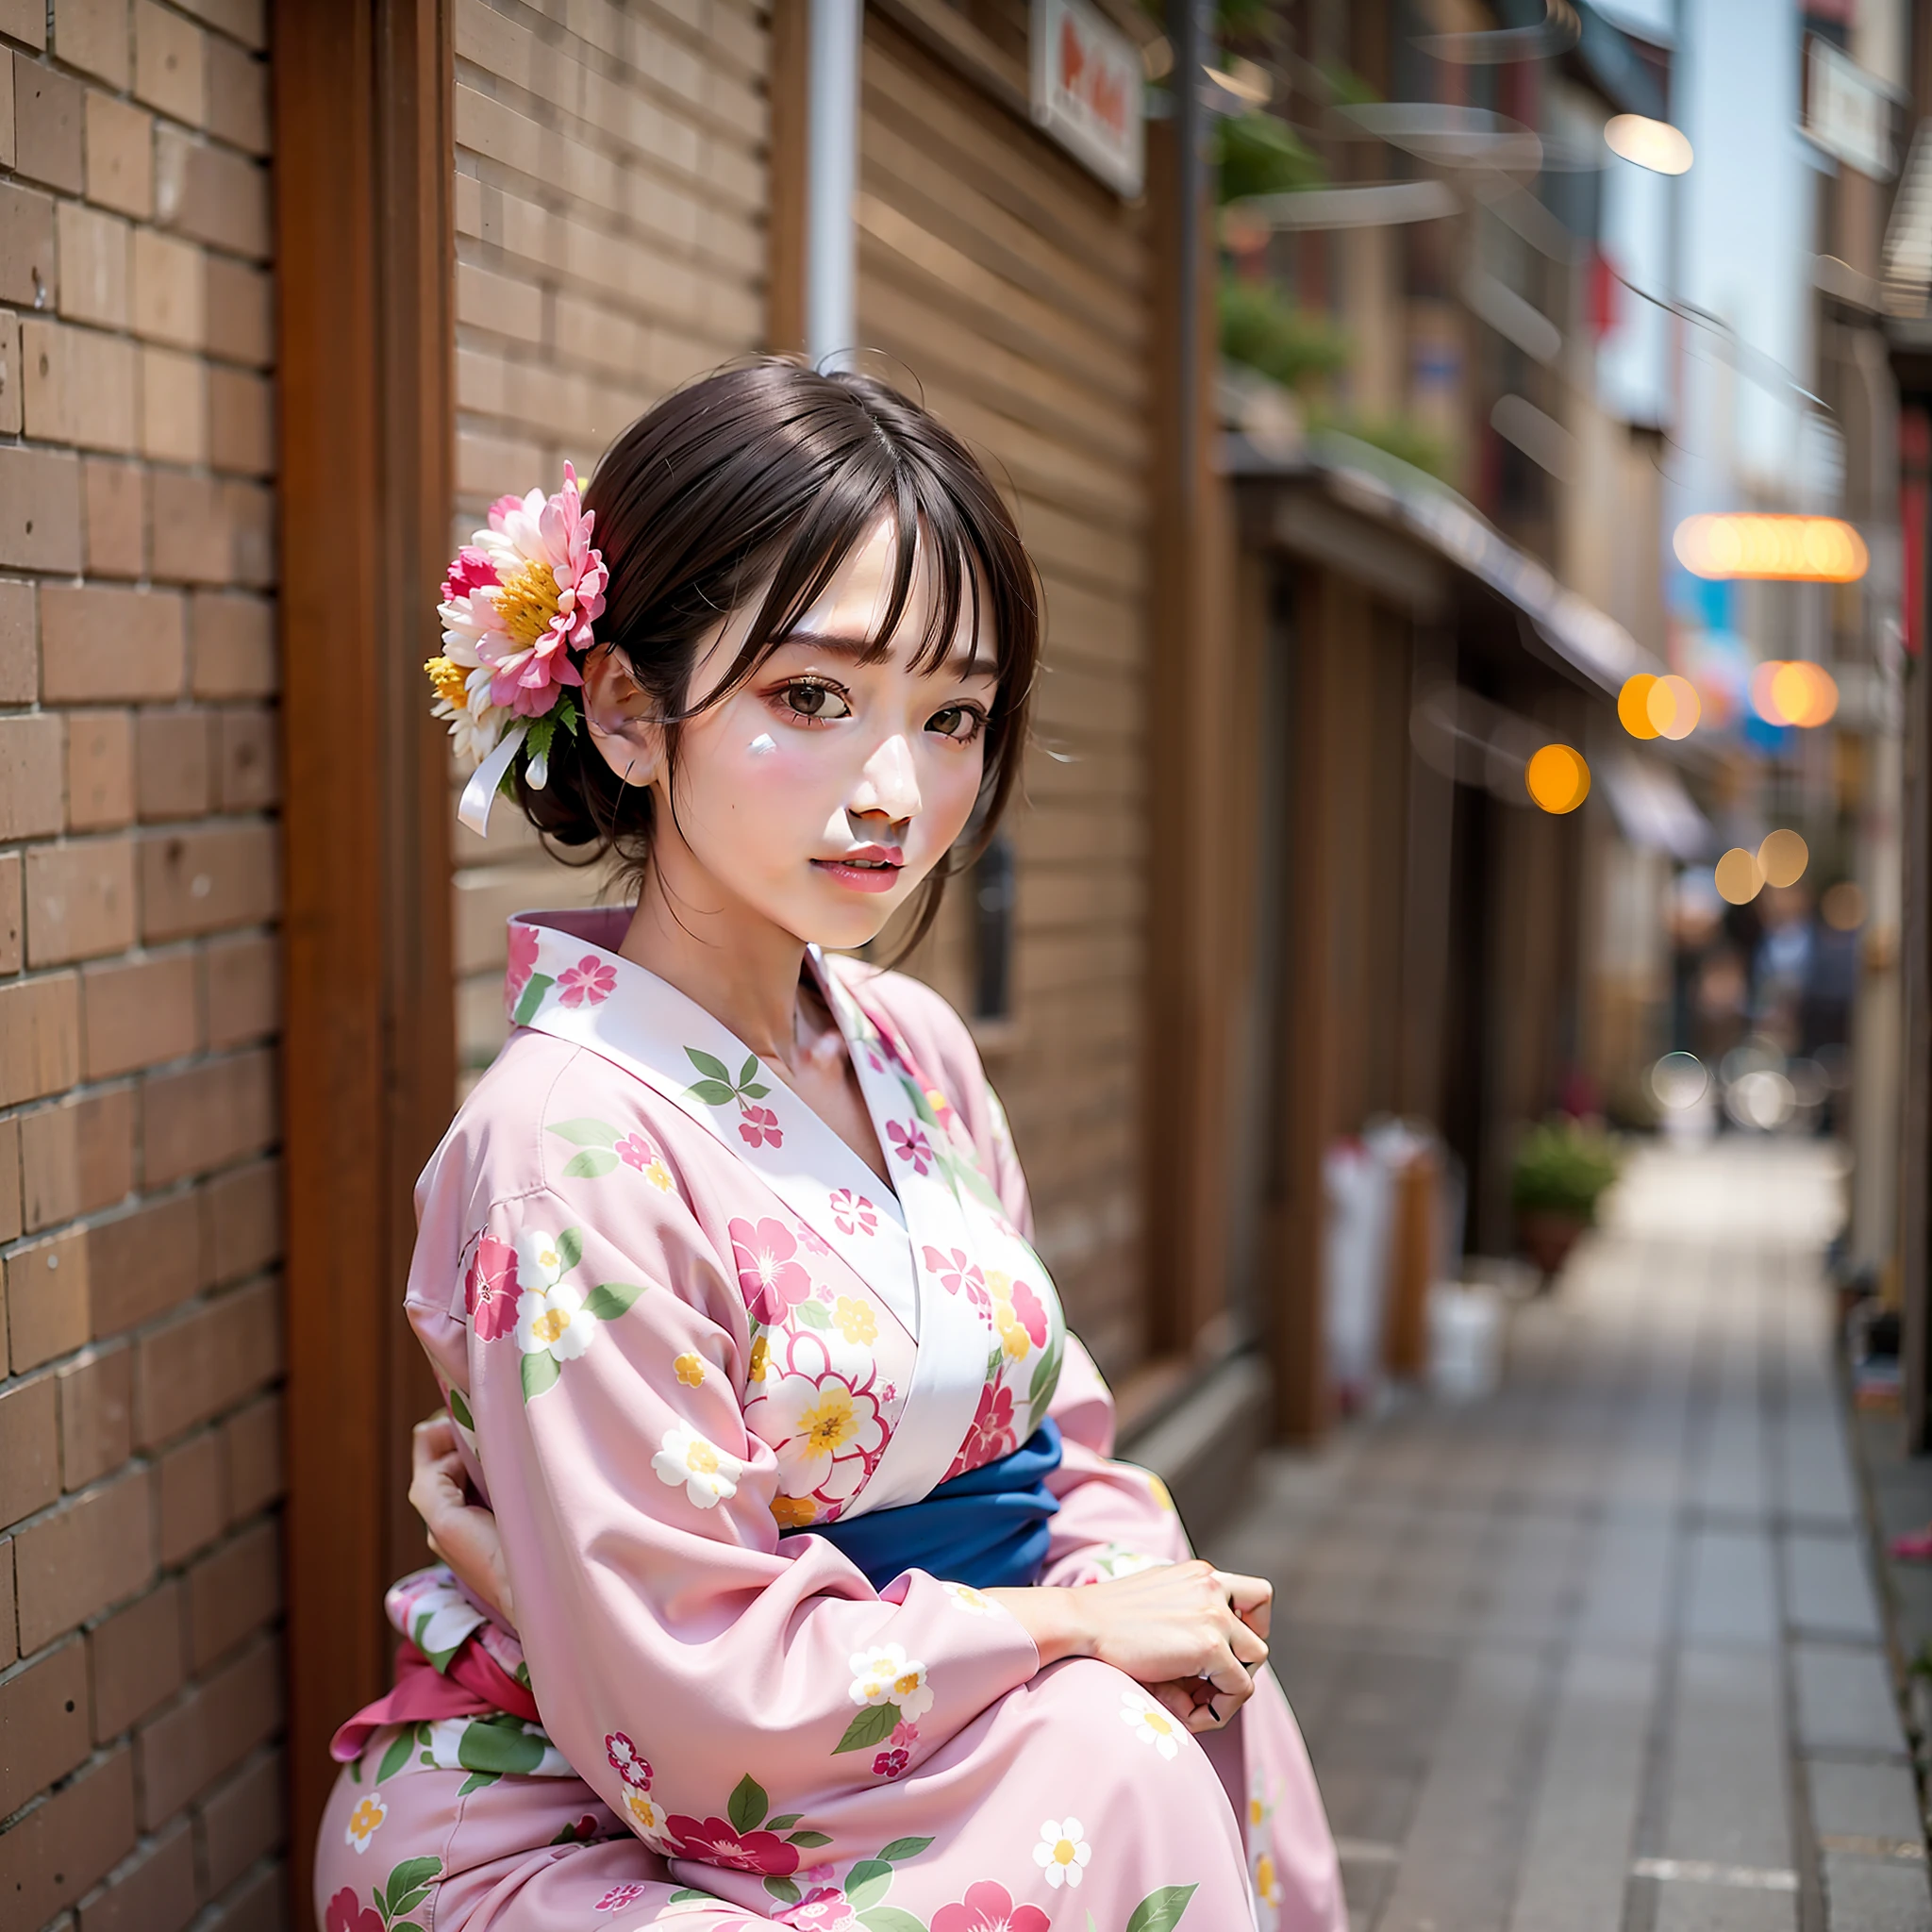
{"left": 1210, "top": 1141, "right": 1932, "bottom": 1932}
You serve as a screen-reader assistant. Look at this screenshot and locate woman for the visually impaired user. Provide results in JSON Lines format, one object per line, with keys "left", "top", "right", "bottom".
{"left": 316, "top": 363, "right": 1343, "bottom": 1932}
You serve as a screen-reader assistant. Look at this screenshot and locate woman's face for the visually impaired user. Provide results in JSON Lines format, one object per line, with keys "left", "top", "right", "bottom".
{"left": 590, "top": 516, "right": 1000, "bottom": 952}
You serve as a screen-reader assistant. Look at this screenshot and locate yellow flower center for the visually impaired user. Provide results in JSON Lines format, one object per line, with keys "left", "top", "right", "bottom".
{"left": 1054, "top": 1839, "right": 1077, "bottom": 1865}
{"left": 1145, "top": 1708, "right": 1173, "bottom": 1735}
{"left": 1249, "top": 1797, "right": 1264, "bottom": 1825}
{"left": 772, "top": 1493, "right": 817, "bottom": 1527}
{"left": 675, "top": 1352, "right": 705, "bottom": 1387}
{"left": 687, "top": 1441, "right": 719, "bottom": 1474}
{"left": 492, "top": 556, "right": 563, "bottom": 648}
{"left": 423, "top": 656, "right": 469, "bottom": 705}
{"left": 1257, "top": 1855, "right": 1277, "bottom": 1899}
{"left": 892, "top": 1671, "right": 921, "bottom": 1696}
{"left": 835, "top": 1297, "right": 876, "bottom": 1343}
{"left": 532, "top": 1307, "right": 568, "bottom": 1345}
{"left": 800, "top": 1388, "right": 858, "bottom": 1452}
{"left": 748, "top": 1336, "right": 771, "bottom": 1381}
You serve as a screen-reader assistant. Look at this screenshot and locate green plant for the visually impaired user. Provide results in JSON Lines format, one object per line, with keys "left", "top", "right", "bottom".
{"left": 1310, "top": 408, "right": 1453, "bottom": 482}
{"left": 1220, "top": 275, "right": 1349, "bottom": 391}
{"left": 1511, "top": 1119, "right": 1623, "bottom": 1223}
{"left": 1215, "top": 111, "right": 1325, "bottom": 202}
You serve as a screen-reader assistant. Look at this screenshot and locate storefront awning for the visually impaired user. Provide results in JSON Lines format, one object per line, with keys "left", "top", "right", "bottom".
{"left": 1601, "top": 751, "right": 1714, "bottom": 861}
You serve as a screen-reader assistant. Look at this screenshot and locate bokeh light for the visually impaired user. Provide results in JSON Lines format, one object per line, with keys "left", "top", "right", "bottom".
{"left": 1674, "top": 514, "right": 1869, "bottom": 582}
{"left": 1604, "top": 113, "right": 1693, "bottom": 175}
{"left": 1647, "top": 674, "right": 1700, "bottom": 740}
{"left": 1749, "top": 659, "right": 1840, "bottom": 727}
{"left": 1649, "top": 1050, "right": 1710, "bottom": 1110}
{"left": 1822, "top": 880, "right": 1865, "bottom": 930}
{"left": 1524, "top": 742, "right": 1590, "bottom": 813}
{"left": 1757, "top": 828, "right": 1808, "bottom": 889}
{"left": 1714, "top": 846, "right": 1764, "bottom": 905}
{"left": 1618, "top": 674, "right": 1658, "bottom": 739}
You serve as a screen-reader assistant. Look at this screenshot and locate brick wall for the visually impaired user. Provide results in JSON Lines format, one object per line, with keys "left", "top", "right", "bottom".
{"left": 0, "top": 3, "right": 284, "bottom": 1929}
{"left": 449, "top": 0, "right": 768, "bottom": 1086}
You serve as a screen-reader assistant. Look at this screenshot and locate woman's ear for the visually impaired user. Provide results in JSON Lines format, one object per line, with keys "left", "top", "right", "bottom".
{"left": 581, "top": 643, "right": 664, "bottom": 787}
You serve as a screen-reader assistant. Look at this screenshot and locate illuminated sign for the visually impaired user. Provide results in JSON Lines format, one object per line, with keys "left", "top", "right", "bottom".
{"left": 1673, "top": 513, "right": 1869, "bottom": 582}
{"left": 1030, "top": 0, "right": 1144, "bottom": 198}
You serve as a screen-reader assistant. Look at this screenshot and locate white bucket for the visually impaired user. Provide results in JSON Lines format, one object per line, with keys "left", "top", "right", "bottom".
{"left": 1427, "top": 1281, "right": 1504, "bottom": 1403}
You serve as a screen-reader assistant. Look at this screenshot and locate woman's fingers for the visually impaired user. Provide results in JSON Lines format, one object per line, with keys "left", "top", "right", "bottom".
{"left": 1228, "top": 1617, "right": 1269, "bottom": 1670}
{"left": 1215, "top": 1568, "right": 1273, "bottom": 1641}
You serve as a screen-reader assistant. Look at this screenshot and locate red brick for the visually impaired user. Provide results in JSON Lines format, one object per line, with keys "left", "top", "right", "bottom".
{"left": 185, "top": 1518, "right": 275, "bottom": 1673}
{"left": 0, "top": 575, "right": 31, "bottom": 702}
{"left": 0, "top": 1367, "right": 58, "bottom": 1529}
{"left": 134, "top": 1277, "right": 276, "bottom": 1447}
{"left": 81, "top": 950, "right": 199, "bottom": 1077}
{"left": 0, "top": 971, "right": 82, "bottom": 1105}
{"left": 0, "top": 1637, "right": 89, "bottom": 1816}
{"left": 214, "top": 706, "right": 275, "bottom": 811}
{"left": 0, "top": 307, "right": 18, "bottom": 435}
{"left": 56, "top": 0, "right": 133, "bottom": 90}
{"left": 0, "top": 711, "right": 62, "bottom": 837}
{"left": 0, "top": 1537, "right": 13, "bottom": 1666}
{"left": 14, "top": 1465, "right": 155, "bottom": 1652}
{"left": 0, "top": 0, "right": 44, "bottom": 50}
{"left": 151, "top": 471, "right": 272, "bottom": 585}
{"left": 203, "top": 932, "right": 276, "bottom": 1048}
{"left": 204, "top": 1860, "right": 283, "bottom": 1932}
{"left": 154, "top": 128, "right": 265, "bottom": 258}
{"left": 0, "top": 1745, "right": 135, "bottom": 1926}
{"left": 87, "top": 1579, "right": 183, "bottom": 1740}
{"left": 0, "top": 179, "right": 53, "bottom": 309}
{"left": 196, "top": 1745, "right": 283, "bottom": 1894}
{"left": 133, "top": 1, "right": 205, "bottom": 125}
{"left": 203, "top": 256, "right": 269, "bottom": 368}
{"left": 5, "top": 1226, "right": 90, "bottom": 1371}
{"left": 174, "top": 0, "right": 261, "bottom": 52}
{"left": 66, "top": 710, "right": 136, "bottom": 831}
{"left": 220, "top": 1391, "right": 279, "bottom": 1521}
{"left": 143, "top": 1047, "right": 274, "bottom": 1186}
{"left": 204, "top": 37, "right": 266, "bottom": 156}
{"left": 42, "top": 584, "right": 186, "bottom": 704}
{"left": 0, "top": 1113, "right": 19, "bottom": 1242}
{"left": 84, "top": 92, "right": 152, "bottom": 222}
{"left": 188, "top": 590, "right": 273, "bottom": 697}
{"left": 134, "top": 1633, "right": 278, "bottom": 1825}
{"left": 140, "top": 823, "right": 276, "bottom": 940}
{"left": 21, "top": 1086, "right": 136, "bottom": 1230}
{"left": 82, "top": 459, "right": 145, "bottom": 579}
{"left": 205, "top": 1157, "right": 276, "bottom": 1284}
{"left": 87, "top": 1191, "right": 203, "bottom": 1337}
{"left": 15, "top": 54, "right": 84, "bottom": 193}
{"left": 154, "top": 1424, "right": 223, "bottom": 1562}
{"left": 135, "top": 707, "right": 212, "bottom": 819}
{"left": 25, "top": 839, "right": 139, "bottom": 965}
{"left": 78, "top": 1815, "right": 200, "bottom": 1932}
{"left": 208, "top": 365, "right": 270, "bottom": 475}
{"left": 56, "top": 1342, "right": 131, "bottom": 1490}
{"left": 0, "top": 851, "right": 21, "bottom": 973}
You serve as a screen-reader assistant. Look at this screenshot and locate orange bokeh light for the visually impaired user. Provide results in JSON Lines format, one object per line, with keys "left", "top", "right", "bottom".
{"left": 1647, "top": 674, "right": 1700, "bottom": 740}
{"left": 1714, "top": 847, "right": 1764, "bottom": 905}
{"left": 1524, "top": 742, "right": 1591, "bottom": 814}
{"left": 1674, "top": 514, "right": 1869, "bottom": 583}
{"left": 1749, "top": 659, "right": 1840, "bottom": 727}
{"left": 1618, "top": 674, "right": 1659, "bottom": 739}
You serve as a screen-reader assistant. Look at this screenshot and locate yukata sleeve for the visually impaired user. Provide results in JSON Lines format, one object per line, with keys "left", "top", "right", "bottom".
{"left": 443, "top": 1180, "right": 1041, "bottom": 1862}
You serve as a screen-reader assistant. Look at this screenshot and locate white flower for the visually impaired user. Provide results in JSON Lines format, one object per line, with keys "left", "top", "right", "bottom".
{"left": 847, "top": 1641, "right": 934, "bottom": 1722}
{"left": 343, "top": 1790, "right": 387, "bottom": 1853}
{"left": 941, "top": 1580, "right": 1005, "bottom": 1617}
{"left": 752, "top": 1372, "right": 883, "bottom": 1496}
{"left": 1093, "top": 1542, "right": 1163, "bottom": 1580}
{"left": 622, "top": 1784, "right": 676, "bottom": 1852}
{"left": 516, "top": 1228, "right": 567, "bottom": 1291}
{"left": 1034, "top": 1818, "right": 1091, "bottom": 1889}
{"left": 651, "top": 1422, "right": 743, "bottom": 1509}
{"left": 1119, "top": 1689, "right": 1182, "bottom": 1759}
{"left": 514, "top": 1279, "right": 595, "bottom": 1363}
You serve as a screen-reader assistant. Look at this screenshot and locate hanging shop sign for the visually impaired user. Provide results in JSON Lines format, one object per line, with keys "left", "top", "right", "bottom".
{"left": 1030, "top": 0, "right": 1144, "bottom": 198}
{"left": 1804, "top": 35, "right": 1898, "bottom": 181}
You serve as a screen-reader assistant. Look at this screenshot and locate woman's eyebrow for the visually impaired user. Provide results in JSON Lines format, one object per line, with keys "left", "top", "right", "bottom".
{"left": 775, "top": 629, "right": 996, "bottom": 678}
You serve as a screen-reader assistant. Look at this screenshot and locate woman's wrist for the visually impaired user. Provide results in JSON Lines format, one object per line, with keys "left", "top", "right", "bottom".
{"left": 985, "top": 1584, "right": 1092, "bottom": 1667}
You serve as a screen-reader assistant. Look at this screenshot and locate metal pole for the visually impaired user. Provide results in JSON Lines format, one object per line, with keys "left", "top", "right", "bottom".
{"left": 1170, "top": 0, "right": 1210, "bottom": 501}
{"left": 807, "top": 0, "right": 861, "bottom": 371}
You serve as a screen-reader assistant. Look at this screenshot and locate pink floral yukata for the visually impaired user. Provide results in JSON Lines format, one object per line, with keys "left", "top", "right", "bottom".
{"left": 313, "top": 908, "right": 1343, "bottom": 1932}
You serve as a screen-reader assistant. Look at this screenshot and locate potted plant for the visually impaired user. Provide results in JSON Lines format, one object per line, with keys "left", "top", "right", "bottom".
{"left": 1511, "top": 1119, "right": 1622, "bottom": 1282}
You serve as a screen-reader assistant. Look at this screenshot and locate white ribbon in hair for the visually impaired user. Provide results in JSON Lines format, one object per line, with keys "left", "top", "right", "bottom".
{"left": 458, "top": 720, "right": 529, "bottom": 838}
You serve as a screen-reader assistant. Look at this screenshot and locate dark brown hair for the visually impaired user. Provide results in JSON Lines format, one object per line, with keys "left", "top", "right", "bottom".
{"left": 515, "top": 359, "right": 1040, "bottom": 956}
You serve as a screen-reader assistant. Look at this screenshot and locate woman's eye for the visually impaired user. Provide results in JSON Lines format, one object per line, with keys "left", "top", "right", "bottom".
{"left": 927, "top": 706, "right": 986, "bottom": 742}
{"left": 779, "top": 681, "right": 851, "bottom": 722}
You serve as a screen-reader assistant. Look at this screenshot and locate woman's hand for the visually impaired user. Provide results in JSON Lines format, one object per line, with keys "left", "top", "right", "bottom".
{"left": 410, "top": 1413, "right": 514, "bottom": 1625}
{"left": 988, "top": 1560, "right": 1272, "bottom": 1733}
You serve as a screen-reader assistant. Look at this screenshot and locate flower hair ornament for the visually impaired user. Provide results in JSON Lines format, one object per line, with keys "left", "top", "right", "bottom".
{"left": 425, "top": 463, "right": 609, "bottom": 835}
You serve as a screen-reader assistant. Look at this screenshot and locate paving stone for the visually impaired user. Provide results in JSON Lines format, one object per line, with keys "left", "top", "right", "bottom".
{"left": 1650, "top": 1880, "right": 1799, "bottom": 1932}
{"left": 1684, "top": 1528, "right": 1780, "bottom": 1646}
{"left": 1793, "top": 1643, "right": 1908, "bottom": 1758}
{"left": 1807, "top": 1759, "right": 1925, "bottom": 1844}
{"left": 1820, "top": 1855, "right": 1932, "bottom": 1932}
{"left": 1785, "top": 1533, "right": 1883, "bottom": 1641}
{"left": 1662, "top": 1646, "right": 1794, "bottom": 1871}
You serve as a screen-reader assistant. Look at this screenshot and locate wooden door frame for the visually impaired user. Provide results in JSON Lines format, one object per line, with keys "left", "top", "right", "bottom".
{"left": 274, "top": 0, "right": 456, "bottom": 1908}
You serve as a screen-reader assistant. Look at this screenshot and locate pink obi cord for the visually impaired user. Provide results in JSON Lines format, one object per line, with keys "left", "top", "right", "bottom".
{"left": 329, "top": 1638, "right": 541, "bottom": 1763}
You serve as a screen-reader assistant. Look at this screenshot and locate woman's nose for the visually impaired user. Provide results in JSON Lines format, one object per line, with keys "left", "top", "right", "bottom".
{"left": 853, "top": 734, "right": 922, "bottom": 822}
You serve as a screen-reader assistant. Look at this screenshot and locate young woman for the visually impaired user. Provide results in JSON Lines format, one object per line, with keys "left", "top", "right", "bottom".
{"left": 315, "top": 362, "right": 1343, "bottom": 1932}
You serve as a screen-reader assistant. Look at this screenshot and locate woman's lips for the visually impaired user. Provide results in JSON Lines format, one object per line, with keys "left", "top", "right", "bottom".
{"left": 811, "top": 857, "right": 903, "bottom": 893}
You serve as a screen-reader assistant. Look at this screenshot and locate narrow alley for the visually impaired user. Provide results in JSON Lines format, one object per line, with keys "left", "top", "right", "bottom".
{"left": 1213, "top": 1144, "right": 1928, "bottom": 1932}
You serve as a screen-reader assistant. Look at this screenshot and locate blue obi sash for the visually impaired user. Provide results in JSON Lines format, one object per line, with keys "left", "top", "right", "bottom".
{"left": 782, "top": 1421, "right": 1062, "bottom": 1591}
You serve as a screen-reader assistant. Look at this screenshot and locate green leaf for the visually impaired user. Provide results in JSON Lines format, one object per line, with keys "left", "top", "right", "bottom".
{"left": 741, "top": 1082, "right": 772, "bottom": 1100}
{"left": 447, "top": 1387, "right": 474, "bottom": 1431}
{"left": 556, "top": 1227, "right": 585, "bottom": 1272}
{"left": 521, "top": 1351, "right": 560, "bottom": 1402}
{"left": 763, "top": 1876, "right": 803, "bottom": 1907}
{"left": 832, "top": 1703, "right": 898, "bottom": 1755}
{"left": 547, "top": 1118, "right": 620, "bottom": 1146}
{"left": 380, "top": 1860, "right": 441, "bottom": 1917}
{"left": 393, "top": 1924, "right": 425, "bottom": 1932}
{"left": 795, "top": 1298, "right": 834, "bottom": 1330}
{"left": 554, "top": 693, "right": 580, "bottom": 735}
{"left": 511, "top": 973, "right": 554, "bottom": 1027}
{"left": 845, "top": 1861, "right": 893, "bottom": 1909}
{"left": 726, "top": 1773, "right": 769, "bottom": 1834}
{"left": 787, "top": 1829, "right": 833, "bottom": 1848}
{"left": 739, "top": 1054, "right": 760, "bottom": 1088}
{"left": 669, "top": 1893, "right": 711, "bottom": 1906}
{"left": 857, "top": 1910, "right": 928, "bottom": 1932}
{"left": 347, "top": 1754, "right": 361, "bottom": 1783}
{"left": 454, "top": 1771, "right": 498, "bottom": 1796}
{"left": 686, "top": 1079, "right": 736, "bottom": 1107}
{"left": 1028, "top": 1337, "right": 1063, "bottom": 1412}
{"left": 525, "top": 716, "right": 556, "bottom": 762}
{"left": 581, "top": 1281, "right": 646, "bottom": 1322}
{"left": 1125, "top": 1884, "right": 1199, "bottom": 1932}
{"left": 685, "top": 1046, "right": 731, "bottom": 1082}
{"left": 876, "top": 1837, "right": 933, "bottom": 1863}
{"left": 766, "top": 1813, "right": 803, "bottom": 1833}
{"left": 389, "top": 1887, "right": 435, "bottom": 1921}
{"left": 375, "top": 1727, "right": 416, "bottom": 1784}
{"left": 458, "top": 1713, "right": 547, "bottom": 1776}
{"left": 562, "top": 1148, "right": 619, "bottom": 1178}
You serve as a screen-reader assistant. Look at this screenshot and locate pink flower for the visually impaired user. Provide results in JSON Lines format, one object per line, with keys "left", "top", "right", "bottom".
{"left": 944, "top": 1382, "right": 1017, "bottom": 1480}
{"left": 604, "top": 1732, "right": 650, "bottom": 1790}
{"left": 1009, "top": 1280, "right": 1049, "bottom": 1347}
{"left": 325, "top": 1891, "right": 383, "bottom": 1932}
{"left": 441, "top": 546, "right": 499, "bottom": 602}
{"left": 923, "top": 1246, "right": 989, "bottom": 1308}
{"left": 888, "top": 1121, "right": 934, "bottom": 1174}
{"left": 933, "top": 1882, "right": 1051, "bottom": 1932}
{"left": 596, "top": 1884, "right": 648, "bottom": 1912}
{"left": 872, "top": 1747, "right": 910, "bottom": 1779}
{"left": 785, "top": 1891, "right": 858, "bottom": 1930}
{"left": 795, "top": 1219, "right": 832, "bottom": 1257}
{"left": 739, "top": 1104, "right": 783, "bottom": 1149}
{"left": 614, "top": 1133, "right": 653, "bottom": 1170}
{"left": 830, "top": 1190, "right": 877, "bottom": 1238}
{"left": 665, "top": 1815, "right": 801, "bottom": 1874}
{"left": 557, "top": 955, "right": 616, "bottom": 1008}
{"left": 465, "top": 1233, "right": 520, "bottom": 1341}
{"left": 504, "top": 922, "right": 540, "bottom": 1015}
{"left": 729, "top": 1217, "right": 815, "bottom": 1324}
